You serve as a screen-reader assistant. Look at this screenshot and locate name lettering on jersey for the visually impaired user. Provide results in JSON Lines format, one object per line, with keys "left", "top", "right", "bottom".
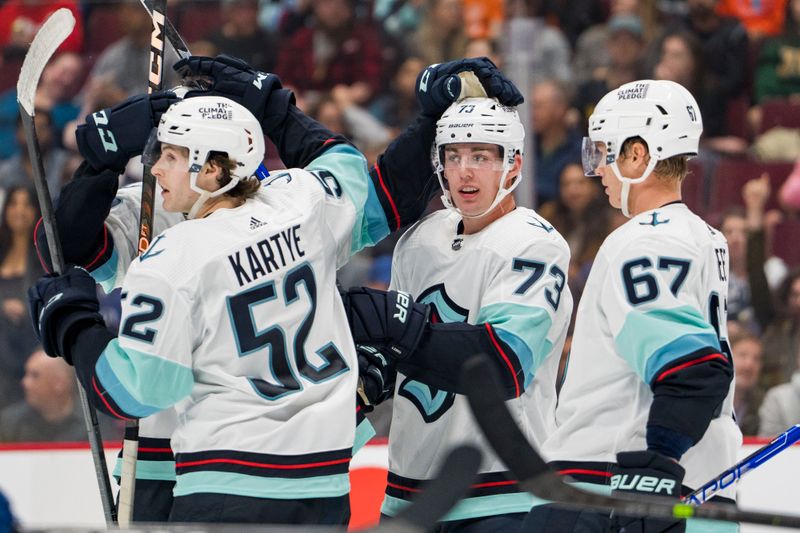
{"left": 616, "top": 82, "right": 649, "bottom": 101}
{"left": 715, "top": 247, "right": 728, "bottom": 282}
{"left": 610, "top": 474, "right": 675, "bottom": 495}
{"left": 638, "top": 211, "right": 670, "bottom": 226}
{"left": 394, "top": 291, "right": 411, "bottom": 323}
{"left": 141, "top": 234, "right": 166, "bottom": 261}
{"left": 228, "top": 224, "right": 306, "bottom": 287}
{"left": 526, "top": 214, "right": 554, "bottom": 233}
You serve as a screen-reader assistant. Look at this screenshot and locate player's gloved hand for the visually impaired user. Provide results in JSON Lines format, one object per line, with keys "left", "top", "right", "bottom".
{"left": 35, "top": 161, "right": 119, "bottom": 273}
{"left": 341, "top": 287, "right": 430, "bottom": 360}
{"left": 76, "top": 91, "right": 180, "bottom": 173}
{"left": 356, "top": 344, "right": 396, "bottom": 412}
{"left": 27, "top": 266, "right": 104, "bottom": 364}
{"left": 173, "top": 54, "right": 294, "bottom": 133}
{"left": 610, "top": 450, "right": 685, "bottom": 498}
{"left": 416, "top": 57, "right": 524, "bottom": 118}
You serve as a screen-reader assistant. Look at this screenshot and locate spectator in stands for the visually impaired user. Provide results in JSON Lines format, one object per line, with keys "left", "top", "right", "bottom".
{"left": 0, "top": 186, "right": 42, "bottom": 411}
{"left": 572, "top": 0, "right": 661, "bottom": 85}
{"left": 0, "top": 52, "right": 82, "bottom": 161}
{"left": 203, "top": 0, "right": 277, "bottom": 73}
{"left": 0, "top": 0, "right": 83, "bottom": 61}
{"left": 573, "top": 15, "right": 646, "bottom": 128}
{"left": 0, "top": 349, "right": 97, "bottom": 442}
{"left": 462, "top": 0, "right": 504, "bottom": 40}
{"left": 732, "top": 331, "right": 765, "bottom": 435}
{"left": 85, "top": 0, "right": 178, "bottom": 99}
{"left": 373, "top": 0, "right": 425, "bottom": 41}
{"left": 754, "top": 0, "right": 800, "bottom": 104}
{"left": 276, "top": 0, "right": 384, "bottom": 104}
{"left": 538, "top": 163, "right": 614, "bottom": 298}
{"left": 411, "top": 0, "right": 469, "bottom": 66}
{"left": 0, "top": 110, "right": 69, "bottom": 199}
{"left": 761, "top": 268, "right": 800, "bottom": 390}
{"left": 717, "top": 0, "right": 787, "bottom": 40}
{"left": 505, "top": 0, "right": 573, "bottom": 84}
{"left": 369, "top": 56, "right": 424, "bottom": 132}
{"left": 758, "top": 346, "right": 800, "bottom": 436}
{"left": 531, "top": 79, "right": 582, "bottom": 205}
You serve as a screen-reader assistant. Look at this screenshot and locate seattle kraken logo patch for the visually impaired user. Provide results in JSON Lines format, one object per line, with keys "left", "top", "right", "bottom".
{"left": 397, "top": 284, "right": 468, "bottom": 422}
{"left": 639, "top": 211, "right": 670, "bottom": 226}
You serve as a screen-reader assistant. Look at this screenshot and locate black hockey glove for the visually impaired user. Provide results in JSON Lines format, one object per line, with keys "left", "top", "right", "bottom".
{"left": 76, "top": 91, "right": 180, "bottom": 173}
{"left": 610, "top": 450, "right": 685, "bottom": 498}
{"left": 174, "top": 54, "right": 294, "bottom": 134}
{"left": 35, "top": 161, "right": 119, "bottom": 273}
{"left": 356, "top": 344, "right": 396, "bottom": 413}
{"left": 416, "top": 57, "right": 524, "bottom": 118}
{"left": 28, "top": 266, "right": 105, "bottom": 364}
{"left": 342, "top": 287, "right": 430, "bottom": 361}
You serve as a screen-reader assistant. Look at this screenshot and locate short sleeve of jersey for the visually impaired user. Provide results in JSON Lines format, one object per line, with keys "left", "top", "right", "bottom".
{"left": 474, "top": 238, "right": 572, "bottom": 389}
{"left": 305, "top": 144, "right": 391, "bottom": 267}
{"left": 600, "top": 235, "right": 722, "bottom": 385}
{"left": 93, "top": 264, "right": 195, "bottom": 418}
{"left": 89, "top": 182, "right": 183, "bottom": 292}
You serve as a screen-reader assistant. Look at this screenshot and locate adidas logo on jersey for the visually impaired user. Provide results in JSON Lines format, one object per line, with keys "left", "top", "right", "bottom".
{"left": 249, "top": 217, "right": 268, "bottom": 230}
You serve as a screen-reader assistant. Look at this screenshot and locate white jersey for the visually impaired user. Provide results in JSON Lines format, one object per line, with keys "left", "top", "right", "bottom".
{"left": 91, "top": 145, "right": 392, "bottom": 499}
{"left": 542, "top": 203, "right": 741, "bottom": 499}
{"left": 383, "top": 208, "right": 572, "bottom": 520}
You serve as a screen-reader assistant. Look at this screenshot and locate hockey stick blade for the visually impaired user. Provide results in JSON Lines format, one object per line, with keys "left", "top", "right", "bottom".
{"left": 17, "top": 8, "right": 75, "bottom": 115}
{"left": 462, "top": 355, "right": 800, "bottom": 529}
{"left": 686, "top": 424, "right": 800, "bottom": 505}
{"left": 16, "top": 8, "right": 117, "bottom": 526}
{"left": 372, "top": 445, "right": 481, "bottom": 532}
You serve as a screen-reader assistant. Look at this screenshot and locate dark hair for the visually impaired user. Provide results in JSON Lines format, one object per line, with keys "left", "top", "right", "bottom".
{"left": 209, "top": 152, "right": 261, "bottom": 199}
{"left": 777, "top": 267, "right": 800, "bottom": 314}
{"left": 0, "top": 185, "right": 42, "bottom": 278}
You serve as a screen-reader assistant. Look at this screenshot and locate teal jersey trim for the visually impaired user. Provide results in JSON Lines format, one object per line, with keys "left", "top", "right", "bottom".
{"left": 95, "top": 338, "right": 194, "bottom": 417}
{"left": 423, "top": 291, "right": 470, "bottom": 323}
{"left": 307, "top": 144, "right": 390, "bottom": 254}
{"left": 112, "top": 458, "right": 176, "bottom": 481}
{"left": 174, "top": 471, "right": 350, "bottom": 499}
{"left": 89, "top": 247, "right": 118, "bottom": 293}
{"left": 615, "top": 305, "right": 720, "bottom": 383}
{"left": 354, "top": 418, "right": 376, "bottom": 455}
{"left": 382, "top": 493, "right": 541, "bottom": 521}
{"left": 401, "top": 379, "right": 451, "bottom": 412}
{"left": 475, "top": 303, "right": 554, "bottom": 388}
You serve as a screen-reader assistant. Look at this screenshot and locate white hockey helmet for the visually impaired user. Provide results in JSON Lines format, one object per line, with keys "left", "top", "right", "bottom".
{"left": 433, "top": 97, "right": 525, "bottom": 218}
{"left": 582, "top": 79, "right": 702, "bottom": 217}
{"left": 146, "top": 95, "right": 265, "bottom": 218}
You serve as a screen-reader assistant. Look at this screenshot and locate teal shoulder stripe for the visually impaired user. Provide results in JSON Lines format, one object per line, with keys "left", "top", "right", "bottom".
{"left": 615, "top": 305, "right": 720, "bottom": 382}
{"left": 307, "top": 145, "right": 390, "bottom": 253}
{"left": 475, "top": 303, "right": 554, "bottom": 387}
{"left": 174, "top": 471, "right": 349, "bottom": 499}
{"left": 382, "top": 493, "right": 542, "bottom": 521}
{"left": 403, "top": 380, "right": 450, "bottom": 412}
{"left": 354, "top": 418, "right": 376, "bottom": 454}
{"left": 113, "top": 458, "right": 176, "bottom": 481}
{"left": 89, "top": 247, "right": 118, "bottom": 293}
{"left": 96, "top": 338, "right": 193, "bottom": 417}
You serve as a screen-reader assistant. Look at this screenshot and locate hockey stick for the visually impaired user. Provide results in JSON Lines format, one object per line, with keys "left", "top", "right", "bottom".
{"left": 462, "top": 355, "right": 800, "bottom": 529}
{"left": 684, "top": 424, "right": 800, "bottom": 505}
{"left": 116, "top": 0, "right": 169, "bottom": 526}
{"left": 17, "top": 8, "right": 117, "bottom": 525}
{"left": 372, "top": 444, "right": 481, "bottom": 532}
{"left": 140, "top": 0, "right": 190, "bottom": 59}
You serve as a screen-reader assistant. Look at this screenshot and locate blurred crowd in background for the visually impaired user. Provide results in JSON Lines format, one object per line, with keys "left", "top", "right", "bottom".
{"left": 1, "top": 0, "right": 800, "bottom": 444}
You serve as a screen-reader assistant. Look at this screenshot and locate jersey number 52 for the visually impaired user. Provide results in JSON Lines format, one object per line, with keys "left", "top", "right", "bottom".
{"left": 227, "top": 263, "right": 349, "bottom": 400}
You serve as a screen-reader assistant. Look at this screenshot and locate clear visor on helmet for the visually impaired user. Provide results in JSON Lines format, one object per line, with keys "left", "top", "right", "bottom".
{"left": 142, "top": 128, "right": 162, "bottom": 167}
{"left": 581, "top": 137, "right": 605, "bottom": 177}
{"left": 439, "top": 144, "right": 506, "bottom": 177}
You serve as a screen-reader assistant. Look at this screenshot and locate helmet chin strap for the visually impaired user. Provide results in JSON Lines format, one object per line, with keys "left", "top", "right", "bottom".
{"left": 610, "top": 157, "right": 658, "bottom": 218}
{"left": 439, "top": 165, "right": 520, "bottom": 219}
{"left": 185, "top": 168, "right": 241, "bottom": 220}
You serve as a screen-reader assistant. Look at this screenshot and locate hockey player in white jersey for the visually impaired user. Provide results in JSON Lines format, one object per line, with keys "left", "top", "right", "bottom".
{"left": 29, "top": 55, "right": 524, "bottom": 523}
{"left": 526, "top": 80, "right": 738, "bottom": 533}
{"left": 340, "top": 97, "right": 573, "bottom": 531}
